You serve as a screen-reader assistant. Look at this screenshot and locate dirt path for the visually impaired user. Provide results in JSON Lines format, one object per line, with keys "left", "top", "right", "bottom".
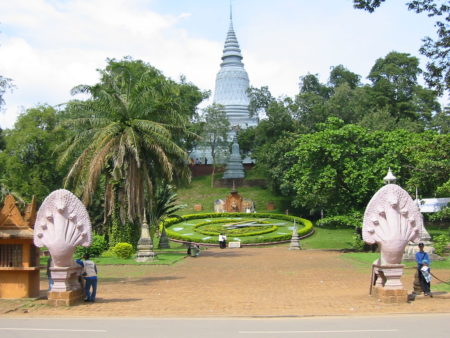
{"left": 2, "top": 247, "right": 449, "bottom": 317}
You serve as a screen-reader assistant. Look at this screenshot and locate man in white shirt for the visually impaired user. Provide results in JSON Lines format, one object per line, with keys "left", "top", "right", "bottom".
{"left": 79, "top": 254, "right": 98, "bottom": 302}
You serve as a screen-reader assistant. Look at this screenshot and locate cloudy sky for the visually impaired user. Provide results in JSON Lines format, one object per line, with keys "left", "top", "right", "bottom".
{"left": 0, "top": 0, "right": 439, "bottom": 129}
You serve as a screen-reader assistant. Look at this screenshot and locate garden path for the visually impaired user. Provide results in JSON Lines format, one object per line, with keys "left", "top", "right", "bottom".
{"left": 1, "top": 247, "right": 449, "bottom": 317}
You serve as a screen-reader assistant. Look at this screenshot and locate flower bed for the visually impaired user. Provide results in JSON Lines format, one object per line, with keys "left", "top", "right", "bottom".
{"left": 161, "top": 213, "right": 314, "bottom": 245}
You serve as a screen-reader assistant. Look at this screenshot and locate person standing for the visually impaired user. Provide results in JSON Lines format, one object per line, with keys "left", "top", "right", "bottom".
{"left": 415, "top": 242, "right": 431, "bottom": 296}
{"left": 219, "top": 233, "right": 227, "bottom": 249}
{"left": 79, "top": 254, "right": 98, "bottom": 302}
{"left": 420, "top": 261, "right": 432, "bottom": 296}
{"left": 46, "top": 256, "right": 53, "bottom": 291}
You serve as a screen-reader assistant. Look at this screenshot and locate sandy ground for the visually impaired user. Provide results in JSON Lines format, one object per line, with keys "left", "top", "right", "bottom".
{"left": 1, "top": 247, "right": 449, "bottom": 317}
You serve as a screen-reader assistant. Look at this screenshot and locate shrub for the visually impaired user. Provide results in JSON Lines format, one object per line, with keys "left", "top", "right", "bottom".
{"left": 428, "top": 206, "right": 450, "bottom": 222}
{"left": 351, "top": 234, "right": 365, "bottom": 251}
{"left": 316, "top": 215, "right": 362, "bottom": 229}
{"left": 75, "top": 234, "right": 108, "bottom": 258}
{"left": 433, "top": 234, "right": 449, "bottom": 256}
{"left": 112, "top": 242, "right": 134, "bottom": 259}
{"left": 100, "top": 249, "right": 116, "bottom": 258}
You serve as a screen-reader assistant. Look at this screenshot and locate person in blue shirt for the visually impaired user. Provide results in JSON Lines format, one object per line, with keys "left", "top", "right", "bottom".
{"left": 415, "top": 243, "right": 431, "bottom": 296}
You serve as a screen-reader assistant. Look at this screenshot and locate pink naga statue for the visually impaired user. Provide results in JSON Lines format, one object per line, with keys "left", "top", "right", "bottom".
{"left": 34, "top": 189, "right": 91, "bottom": 303}
{"left": 363, "top": 184, "right": 422, "bottom": 264}
{"left": 363, "top": 170, "right": 422, "bottom": 301}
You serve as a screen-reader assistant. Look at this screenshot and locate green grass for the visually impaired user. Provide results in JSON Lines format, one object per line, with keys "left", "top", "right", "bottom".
{"left": 432, "top": 283, "right": 450, "bottom": 292}
{"left": 341, "top": 252, "right": 450, "bottom": 292}
{"left": 342, "top": 252, "right": 450, "bottom": 269}
{"left": 428, "top": 225, "right": 450, "bottom": 238}
{"left": 301, "top": 228, "right": 354, "bottom": 250}
{"left": 176, "top": 172, "right": 289, "bottom": 215}
{"left": 40, "top": 251, "right": 186, "bottom": 266}
{"left": 91, "top": 253, "right": 185, "bottom": 265}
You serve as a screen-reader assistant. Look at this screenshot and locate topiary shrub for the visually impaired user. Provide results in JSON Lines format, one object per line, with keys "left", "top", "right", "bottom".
{"left": 112, "top": 242, "right": 134, "bottom": 259}
{"left": 75, "top": 234, "right": 108, "bottom": 258}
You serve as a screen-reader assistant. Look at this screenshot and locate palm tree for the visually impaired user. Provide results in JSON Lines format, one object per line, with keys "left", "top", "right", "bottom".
{"left": 58, "top": 59, "right": 200, "bottom": 226}
{"left": 151, "top": 183, "right": 185, "bottom": 225}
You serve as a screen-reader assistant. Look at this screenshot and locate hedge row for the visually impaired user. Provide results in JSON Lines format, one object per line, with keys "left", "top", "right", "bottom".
{"left": 315, "top": 215, "right": 362, "bottom": 229}
{"left": 161, "top": 213, "right": 314, "bottom": 244}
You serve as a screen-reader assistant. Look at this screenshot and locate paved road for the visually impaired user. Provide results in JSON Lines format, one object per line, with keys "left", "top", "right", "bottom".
{"left": 0, "top": 314, "right": 449, "bottom": 338}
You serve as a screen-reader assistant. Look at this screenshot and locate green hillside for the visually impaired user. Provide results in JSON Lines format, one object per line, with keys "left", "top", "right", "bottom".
{"left": 176, "top": 172, "right": 289, "bottom": 215}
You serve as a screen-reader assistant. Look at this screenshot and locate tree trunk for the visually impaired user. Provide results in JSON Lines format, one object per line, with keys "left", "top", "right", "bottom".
{"left": 211, "top": 163, "right": 215, "bottom": 188}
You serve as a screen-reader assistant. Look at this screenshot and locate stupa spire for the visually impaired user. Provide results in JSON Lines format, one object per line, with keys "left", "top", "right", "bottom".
{"left": 221, "top": 3, "right": 243, "bottom": 67}
{"left": 212, "top": 5, "right": 257, "bottom": 129}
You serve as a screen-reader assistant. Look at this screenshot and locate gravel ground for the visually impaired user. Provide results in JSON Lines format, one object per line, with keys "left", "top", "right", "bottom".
{"left": 1, "top": 247, "right": 449, "bottom": 317}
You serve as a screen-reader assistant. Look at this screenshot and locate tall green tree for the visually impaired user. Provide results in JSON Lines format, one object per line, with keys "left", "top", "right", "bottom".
{"left": 367, "top": 51, "right": 440, "bottom": 127}
{"left": 329, "top": 65, "right": 361, "bottom": 90}
{"left": 58, "top": 58, "right": 202, "bottom": 228}
{"left": 200, "top": 104, "right": 230, "bottom": 187}
{"left": 0, "top": 75, "right": 13, "bottom": 110}
{"left": 278, "top": 119, "right": 448, "bottom": 216}
{"left": 247, "top": 85, "right": 275, "bottom": 118}
{"left": 0, "top": 105, "right": 65, "bottom": 201}
{"left": 354, "top": 0, "right": 450, "bottom": 95}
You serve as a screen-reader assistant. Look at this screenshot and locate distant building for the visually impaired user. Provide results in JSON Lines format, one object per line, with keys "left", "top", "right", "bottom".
{"left": 190, "top": 9, "right": 257, "bottom": 164}
{"left": 417, "top": 198, "right": 450, "bottom": 213}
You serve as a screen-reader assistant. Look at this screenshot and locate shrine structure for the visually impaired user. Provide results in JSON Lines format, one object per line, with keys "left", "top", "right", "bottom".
{"left": 0, "top": 195, "right": 40, "bottom": 298}
{"left": 214, "top": 183, "right": 255, "bottom": 213}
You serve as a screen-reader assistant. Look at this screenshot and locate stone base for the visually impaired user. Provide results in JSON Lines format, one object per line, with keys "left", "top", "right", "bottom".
{"left": 48, "top": 288, "right": 83, "bottom": 306}
{"left": 373, "top": 287, "right": 408, "bottom": 303}
{"left": 136, "top": 251, "right": 157, "bottom": 262}
{"left": 413, "top": 270, "right": 423, "bottom": 294}
{"left": 289, "top": 240, "right": 301, "bottom": 250}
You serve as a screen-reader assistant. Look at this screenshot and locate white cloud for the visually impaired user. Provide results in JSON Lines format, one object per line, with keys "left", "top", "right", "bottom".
{"left": 0, "top": 0, "right": 219, "bottom": 128}
{"left": 0, "top": 0, "right": 445, "bottom": 128}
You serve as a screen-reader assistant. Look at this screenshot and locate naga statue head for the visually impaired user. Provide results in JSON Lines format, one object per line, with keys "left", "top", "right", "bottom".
{"left": 363, "top": 184, "right": 421, "bottom": 265}
{"left": 34, "top": 189, "right": 92, "bottom": 267}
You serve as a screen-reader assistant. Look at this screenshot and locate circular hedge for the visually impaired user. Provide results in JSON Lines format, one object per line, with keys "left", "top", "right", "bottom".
{"left": 161, "top": 212, "right": 314, "bottom": 245}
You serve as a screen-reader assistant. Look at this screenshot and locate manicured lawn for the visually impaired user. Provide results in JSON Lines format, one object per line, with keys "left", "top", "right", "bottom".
{"left": 40, "top": 251, "right": 187, "bottom": 266}
{"left": 92, "top": 253, "right": 186, "bottom": 265}
{"left": 167, "top": 215, "right": 310, "bottom": 244}
{"left": 301, "top": 228, "right": 354, "bottom": 250}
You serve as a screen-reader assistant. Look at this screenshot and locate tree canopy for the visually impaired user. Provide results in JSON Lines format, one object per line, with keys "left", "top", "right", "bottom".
{"left": 353, "top": 0, "right": 450, "bottom": 95}
{"left": 0, "top": 105, "right": 66, "bottom": 201}
{"left": 58, "top": 57, "right": 204, "bottom": 224}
